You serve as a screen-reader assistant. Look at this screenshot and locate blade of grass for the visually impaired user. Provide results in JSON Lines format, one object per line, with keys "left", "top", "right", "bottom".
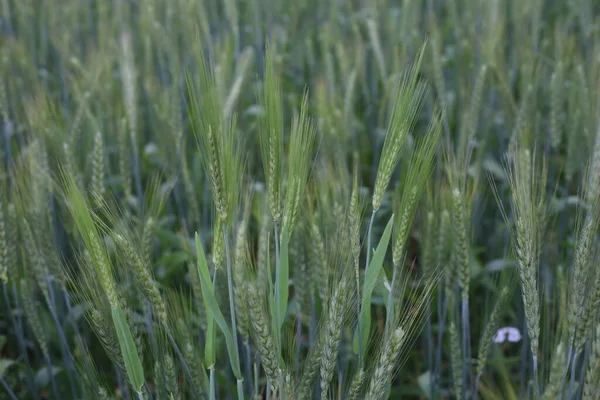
{"left": 194, "top": 233, "right": 242, "bottom": 380}
{"left": 112, "top": 306, "right": 145, "bottom": 394}
{"left": 354, "top": 215, "right": 394, "bottom": 360}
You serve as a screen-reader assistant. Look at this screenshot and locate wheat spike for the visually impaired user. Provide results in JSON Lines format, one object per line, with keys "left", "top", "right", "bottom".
{"left": 320, "top": 280, "right": 348, "bottom": 398}
{"left": 347, "top": 368, "right": 365, "bottom": 400}
{"left": 91, "top": 130, "right": 105, "bottom": 201}
{"left": 365, "top": 327, "right": 406, "bottom": 400}
{"left": 115, "top": 233, "right": 168, "bottom": 325}
{"left": 246, "top": 282, "right": 280, "bottom": 388}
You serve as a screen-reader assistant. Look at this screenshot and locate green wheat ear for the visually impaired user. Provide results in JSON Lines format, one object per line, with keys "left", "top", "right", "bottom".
{"left": 572, "top": 145, "right": 600, "bottom": 352}
{"left": 365, "top": 327, "right": 406, "bottom": 400}
{"left": 281, "top": 92, "right": 317, "bottom": 237}
{"left": 91, "top": 130, "right": 105, "bottom": 202}
{"left": 114, "top": 232, "right": 168, "bottom": 326}
{"left": 246, "top": 279, "right": 281, "bottom": 390}
{"left": 392, "top": 110, "right": 442, "bottom": 266}
{"left": 373, "top": 43, "right": 428, "bottom": 212}
{"left": 62, "top": 170, "right": 145, "bottom": 395}
{"left": 542, "top": 341, "right": 567, "bottom": 399}
{"left": 233, "top": 196, "right": 252, "bottom": 340}
{"left": 449, "top": 320, "right": 463, "bottom": 400}
{"left": 186, "top": 41, "right": 244, "bottom": 229}
{"left": 259, "top": 44, "right": 284, "bottom": 225}
{"left": 348, "top": 368, "right": 365, "bottom": 400}
{"left": 492, "top": 142, "right": 548, "bottom": 397}
{"left": 320, "top": 278, "right": 350, "bottom": 399}
{"left": 19, "top": 278, "right": 48, "bottom": 356}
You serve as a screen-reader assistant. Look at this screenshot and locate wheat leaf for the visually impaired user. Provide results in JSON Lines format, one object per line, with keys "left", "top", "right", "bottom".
{"left": 354, "top": 215, "right": 394, "bottom": 357}
{"left": 195, "top": 233, "right": 216, "bottom": 367}
{"left": 194, "top": 233, "right": 242, "bottom": 379}
{"left": 111, "top": 306, "right": 145, "bottom": 392}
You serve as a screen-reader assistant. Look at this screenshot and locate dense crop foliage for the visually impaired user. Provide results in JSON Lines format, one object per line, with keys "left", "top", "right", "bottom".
{"left": 1, "top": 0, "right": 600, "bottom": 399}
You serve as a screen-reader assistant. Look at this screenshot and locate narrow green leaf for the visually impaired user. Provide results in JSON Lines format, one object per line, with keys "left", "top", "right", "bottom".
{"left": 205, "top": 315, "right": 216, "bottom": 368}
{"left": 278, "top": 225, "right": 290, "bottom": 329}
{"left": 195, "top": 233, "right": 216, "bottom": 367}
{"left": 194, "top": 233, "right": 242, "bottom": 379}
{"left": 112, "top": 306, "right": 145, "bottom": 392}
{"left": 354, "top": 215, "right": 394, "bottom": 356}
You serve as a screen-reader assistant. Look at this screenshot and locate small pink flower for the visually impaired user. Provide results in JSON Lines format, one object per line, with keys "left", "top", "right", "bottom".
{"left": 492, "top": 327, "right": 522, "bottom": 343}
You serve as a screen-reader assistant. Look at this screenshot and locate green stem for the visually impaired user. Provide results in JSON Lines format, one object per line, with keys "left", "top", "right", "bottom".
{"left": 426, "top": 300, "right": 433, "bottom": 399}
{"left": 245, "top": 342, "right": 253, "bottom": 394}
{"left": 279, "top": 372, "right": 285, "bottom": 400}
{"left": 223, "top": 226, "right": 241, "bottom": 365}
{"left": 0, "top": 373, "right": 18, "bottom": 400}
{"left": 130, "top": 129, "right": 143, "bottom": 203}
{"left": 237, "top": 379, "right": 245, "bottom": 400}
{"left": 533, "top": 354, "right": 540, "bottom": 399}
{"left": 434, "top": 289, "right": 447, "bottom": 400}
{"left": 568, "top": 352, "right": 577, "bottom": 400}
{"left": 385, "top": 262, "right": 400, "bottom": 336}
{"left": 295, "top": 315, "right": 301, "bottom": 379}
{"left": 365, "top": 210, "right": 376, "bottom": 272}
{"left": 274, "top": 222, "right": 281, "bottom": 330}
{"left": 461, "top": 298, "right": 470, "bottom": 400}
{"left": 210, "top": 367, "right": 216, "bottom": 400}
{"left": 563, "top": 344, "right": 573, "bottom": 386}
{"left": 46, "top": 278, "right": 79, "bottom": 398}
{"left": 45, "top": 353, "right": 59, "bottom": 399}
